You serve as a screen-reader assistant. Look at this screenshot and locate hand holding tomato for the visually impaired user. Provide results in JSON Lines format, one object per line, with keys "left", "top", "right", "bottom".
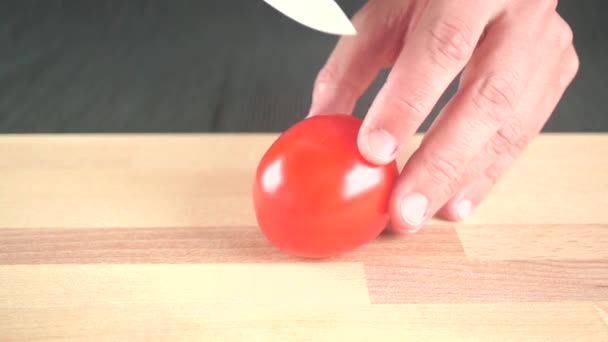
{"left": 308, "top": 0, "right": 579, "bottom": 233}
{"left": 253, "top": 114, "right": 398, "bottom": 258}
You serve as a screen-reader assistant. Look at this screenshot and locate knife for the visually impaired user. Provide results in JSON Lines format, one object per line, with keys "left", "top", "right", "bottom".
{"left": 263, "top": 0, "right": 357, "bottom": 36}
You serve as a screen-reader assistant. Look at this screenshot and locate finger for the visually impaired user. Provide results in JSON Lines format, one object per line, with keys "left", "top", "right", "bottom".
{"left": 388, "top": 1, "right": 557, "bottom": 233}
{"left": 307, "top": 0, "right": 411, "bottom": 117}
{"left": 439, "top": 13, "right": 579, "bottom": 221}
{"left": 357, "top": 0, "right": 500, "bottom": 165}
{"left": 441, "top": 43, "right": 580, "bottom": 221}
{"left": 440, "top": 11, "right": 577, "bottom": 211}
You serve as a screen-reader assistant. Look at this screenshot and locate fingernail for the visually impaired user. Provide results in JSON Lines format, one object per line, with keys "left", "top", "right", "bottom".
{"left": 366, "top": 129, "right": 397, "bottom": 162}
{"left": 400, "top": 193, "right": 428, "bottom": 229}
{"left": 456, "top": 199, "right": 472, "bottom": 220}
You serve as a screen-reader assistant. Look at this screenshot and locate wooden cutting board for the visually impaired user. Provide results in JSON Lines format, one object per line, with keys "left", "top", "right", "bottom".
{"left": 1, "top": 133, "right": 607, "bottom": 341}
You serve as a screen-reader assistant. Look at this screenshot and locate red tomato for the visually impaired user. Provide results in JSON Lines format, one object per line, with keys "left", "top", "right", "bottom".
{"left": 252, "top": 113, "right": 399, "bottom": 258}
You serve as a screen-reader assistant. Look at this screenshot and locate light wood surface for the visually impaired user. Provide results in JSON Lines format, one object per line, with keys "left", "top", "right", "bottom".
{"left": 1, "top": 133, "right": 607, "bottom": 341}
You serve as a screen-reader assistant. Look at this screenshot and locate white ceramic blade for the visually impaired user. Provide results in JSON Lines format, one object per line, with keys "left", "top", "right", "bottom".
{"left": 264, "top": 0, "right": 356, "bottom": 36}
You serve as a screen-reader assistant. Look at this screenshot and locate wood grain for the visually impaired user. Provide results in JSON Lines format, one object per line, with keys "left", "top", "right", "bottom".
{"left": 456, "top": 224, "right": 608, "bottom": 260}
{"left": 0, "top": 225, "right": 464, "bottom": 264}
{"left": 366, "top": 259, "right": 608, "bottom": 304}
{"left": 1, "top": 133, "right": 607, "bottom": 341}
{"left": 2, "top": 303, "right": 607, "bottom": 342}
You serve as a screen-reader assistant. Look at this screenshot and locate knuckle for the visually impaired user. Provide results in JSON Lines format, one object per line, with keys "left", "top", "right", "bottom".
{"left": 511, "top": 133, "right": 531, "bottom": 158}
{"left": 472, "top": 73, "right": 518, "bottom": 121}
{"left": 442, "top": 180, "right": 460, "bottom": 199}
{"left": 552, "top": 15, "right": 574, "bottom": 49}
{"left": 483, "top": 164, "right": 502, "bottom": 186}
{"left": 495, "top": 119, "right": 529, "bottom": 159}
{"left": 541, "top": 0, "right": 559, "bottom": 12}
{"left": 567, "top": 52, "right": 581, "bottom": 79}
{"left": 392, "top": 91, "right": 425, "bottom": 118}
{"left": 532, "top": 0, "right": 558, "bottom": 14}
{"left": 383, "top": 78, "right": 428, "bottom": 118}
{"left": 487, "top": 131, "right": 511, "bottom": 157}
{"left": 359, "top": 0, "right": 408, "bottom": 29}
{"left": 428, "top": 17, "right": 473, "bottom": 69}
{"left": 558, "top": 22, "right": 574, "bottom": 48}
{"left": 560, "top": 50, "right": 580, "bottom": 88}
{"left": 549, "top": 0, "right": 559, "bottom": 10}
{"left": 313, "top": 64, "right": 358, "bottom": 97}
{"left": 378, "top": 5, "right": 409, "bottom": 30}
{"left": 314, "top": 65, "right": 337, "bottom": 90}
{"left": 422, "top": 150, "right": 460, "bottom": 187}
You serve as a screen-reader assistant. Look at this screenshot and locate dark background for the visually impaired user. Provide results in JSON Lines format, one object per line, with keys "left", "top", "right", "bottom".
{"left": 1, "top": 0, "right": 606, "bottom": 133}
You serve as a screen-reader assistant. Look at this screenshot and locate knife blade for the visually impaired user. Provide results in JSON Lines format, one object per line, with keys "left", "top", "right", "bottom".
{"left": 263, "top": 0, "right": 357, "bottom": 36}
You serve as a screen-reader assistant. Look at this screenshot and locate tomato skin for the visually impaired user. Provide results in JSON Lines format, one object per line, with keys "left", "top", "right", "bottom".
{"left": 252, "top": 113, "right": 399, "bottom": 258}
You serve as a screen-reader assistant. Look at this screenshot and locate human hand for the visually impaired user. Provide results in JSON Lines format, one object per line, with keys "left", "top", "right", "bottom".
{"left": 307, "top": 0, "right": 579, "bottom": 233}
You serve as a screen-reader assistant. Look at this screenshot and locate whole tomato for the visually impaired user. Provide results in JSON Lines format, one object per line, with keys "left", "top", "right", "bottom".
{"left": 252, "top": 113, "right": 399, "bottom": 258}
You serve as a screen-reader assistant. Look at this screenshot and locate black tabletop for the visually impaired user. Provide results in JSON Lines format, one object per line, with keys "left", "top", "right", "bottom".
{"left": 1, "top": 0, "right": 606, "bottom": 133}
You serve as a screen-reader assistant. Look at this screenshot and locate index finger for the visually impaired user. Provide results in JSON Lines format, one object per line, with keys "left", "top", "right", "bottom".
{"left": 357, "top": 0, "right": 500, "bottom": 165}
